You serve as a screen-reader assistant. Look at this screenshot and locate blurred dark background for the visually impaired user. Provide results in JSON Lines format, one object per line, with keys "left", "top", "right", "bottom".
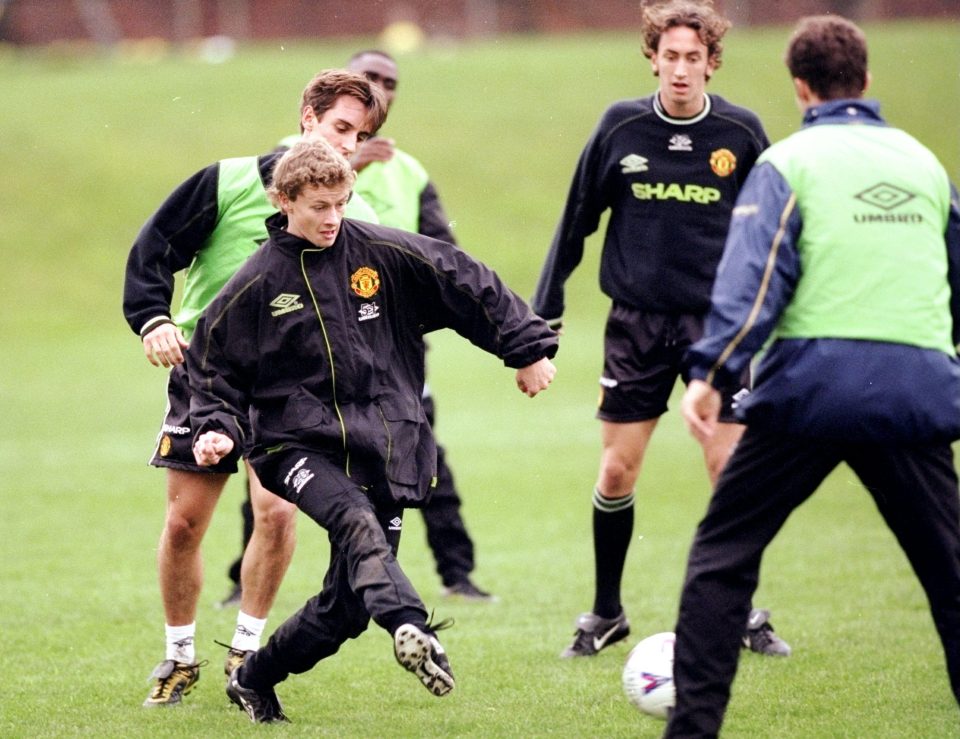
{"left": 1, "top": 0, "right": 956, "bottom": 47}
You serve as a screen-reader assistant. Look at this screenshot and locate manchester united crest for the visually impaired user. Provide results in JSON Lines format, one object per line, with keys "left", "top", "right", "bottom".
{"left": 159, "top": 434, "right": 173, "bottom": 457}
{"left": 350, "top": 266, "right": 380, "bottom": 298}
{"left": 709, "top": 148, "right": 737, "bottom": 177}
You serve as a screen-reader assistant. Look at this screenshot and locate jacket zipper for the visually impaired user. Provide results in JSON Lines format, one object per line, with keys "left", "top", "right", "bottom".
{"left": 301, "top": 249, "right": 350, "bottom": 476}
{"left": 376, "top": 403, "right": 393, "bottom": 474}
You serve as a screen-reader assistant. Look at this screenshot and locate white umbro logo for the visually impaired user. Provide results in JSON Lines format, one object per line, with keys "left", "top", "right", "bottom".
{"left": 388, "top": 516, "right": 402, "bottom": 531}
{"left": 620, "top": 154, "right": 649, "bottom": 174}
{"left": 668, "top": 134, "right": 693, "bottom": 151}
{"left": 270, "top": 292, "right": 304, "bottom": 316}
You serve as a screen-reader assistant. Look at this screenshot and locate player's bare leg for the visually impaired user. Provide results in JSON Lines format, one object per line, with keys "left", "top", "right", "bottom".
{"left": 597, "top": 418, "right": 658, "bottom": 497}
{"left": 224, "top": 463, "right": 298, "bottom": 677}
{"left": 699, "top": 420, "right": 744, "bottom": 486}
{"left": 144, "top": 469, "right": 228, "bottom": 707}
{"left": 159, "top": 469, "right": 229, "bottom": 626}
{"left": 238, "top": 462, "right": 297, "bottom": 619}
{"left": 561, "top": 419, "right": 657, "bottom": 658}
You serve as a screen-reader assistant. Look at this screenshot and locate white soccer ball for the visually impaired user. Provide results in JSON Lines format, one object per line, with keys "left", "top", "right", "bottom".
{"left": 622, "top": 631, "right": 676, "bottom": 719}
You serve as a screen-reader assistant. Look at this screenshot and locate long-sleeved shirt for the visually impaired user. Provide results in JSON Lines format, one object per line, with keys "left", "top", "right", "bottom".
{"left": 532, "top": 93, "right": 768, "bottom": 321}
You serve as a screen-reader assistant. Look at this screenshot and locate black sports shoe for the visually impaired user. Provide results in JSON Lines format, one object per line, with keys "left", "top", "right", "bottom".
{"left": 560, "top": 610, "right": 631, "bottom": 658}
{"left": 142, "top": 659, "right": 206, "bottom": 707}
{"left": 440, "top": 579, "right": 499, "bottom": 602}
{"left": 394, "top": 622, "right": 456, "bottom": 696}
{"left": 226, "top": 666, "right": 290, "bottom": 724}
{"left": 742, "top": 608, "right": 792, "bottom": 657}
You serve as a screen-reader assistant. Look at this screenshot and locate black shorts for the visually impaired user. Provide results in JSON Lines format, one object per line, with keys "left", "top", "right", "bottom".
{"left": 149, "top": 363, "right": 248, "bottom": 474}
{"left": 597, "top": 303, "right": 749, "bottom": 424}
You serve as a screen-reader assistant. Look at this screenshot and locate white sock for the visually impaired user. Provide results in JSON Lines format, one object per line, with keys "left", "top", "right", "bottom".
{"left": 232, "top": 611, "right": 268, "bottom": 652}
{"left": 165, "top": 622, "right": 196, "bottom": 663}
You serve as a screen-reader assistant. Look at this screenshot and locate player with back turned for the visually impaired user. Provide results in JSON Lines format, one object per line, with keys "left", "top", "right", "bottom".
{"left": 669, "top": 15, "right": 960, "bottom": 735}
{"left": 532, "top": 0, "right": 791, "bottom": 658}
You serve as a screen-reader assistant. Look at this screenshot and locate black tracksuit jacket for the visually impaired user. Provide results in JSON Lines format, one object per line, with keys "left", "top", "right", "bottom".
{"left": 187, "top": 213, "right": 558, "bottom": 506}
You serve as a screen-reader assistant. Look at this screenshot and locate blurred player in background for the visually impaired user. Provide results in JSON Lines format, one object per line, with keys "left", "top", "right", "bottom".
{"left": 668, "top": 15, "right": 960, "bottom": 734}
{"left": 222, "top": 49, "right": 497, "bottom": 607}
{"left": 123, "top": 69, "right": 386, "bottom": 708}
{"left": 348, "top": 48, "right": 497, "bottom": 602}
{"left": 532, "top": 0, "right": 790, "bottom": 658}
{"left": 187, "top": 139, "right": 558, "bottom": 723}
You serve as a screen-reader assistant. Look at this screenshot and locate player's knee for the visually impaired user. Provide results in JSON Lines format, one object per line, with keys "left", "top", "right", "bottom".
{"left": 163, "top": 511, "right": 205, "bottom": 550}
{"left": 703, "top": 448, "right": 731, "bottom": 485}
{"left": 331, "top": 506, "right": 383, "bottom": 552}
{"left": 253, "top": 496, "right": 298, "bottom": 538}
{"left": 599, "top": 461, "right": 637, "bottom": 495}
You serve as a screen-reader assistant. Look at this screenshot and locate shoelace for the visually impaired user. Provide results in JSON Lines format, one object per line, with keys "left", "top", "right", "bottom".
{"left": 425, "top": 610, "right": 455, "bottom": 635}
{"left": 149, "top": 659, "right": 209, "bottom": 694}
{"left": 214, "top": 638, "right": 245, "bottom": 653}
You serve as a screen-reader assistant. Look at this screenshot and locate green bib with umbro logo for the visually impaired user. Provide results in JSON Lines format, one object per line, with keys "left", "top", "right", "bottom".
{"left": 175, "top": 156, "right": 378, "bottom": 338}
{"left": 761, "top": 123, "right": 953, "bottom": 354}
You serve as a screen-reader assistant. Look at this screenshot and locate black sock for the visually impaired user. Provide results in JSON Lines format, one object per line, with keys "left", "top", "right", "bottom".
{"left": 591, "top": 487, "right": 634, "bottom": 619}
{"left": 383, "top": 608, "right": 429, "bottom": 636}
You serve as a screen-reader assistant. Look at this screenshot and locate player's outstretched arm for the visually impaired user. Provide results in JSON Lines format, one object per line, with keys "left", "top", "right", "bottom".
{"left": 193, "top": 431, "right": 235, "bottom": 466}
{"left": 515, "top": 357, "right": 557, "bottom": 398}
{"left": 142, "top": 322, "right": 189, "bottom": 368}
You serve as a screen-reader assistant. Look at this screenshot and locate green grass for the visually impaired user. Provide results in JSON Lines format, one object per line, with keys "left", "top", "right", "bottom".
{"left": 2, "top": 20, "right": 959, "bottom": 737}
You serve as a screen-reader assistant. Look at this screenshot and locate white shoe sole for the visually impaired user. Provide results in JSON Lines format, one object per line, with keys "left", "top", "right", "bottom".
{"left": 394, "top": 624, "right": 455, "bottom": 697}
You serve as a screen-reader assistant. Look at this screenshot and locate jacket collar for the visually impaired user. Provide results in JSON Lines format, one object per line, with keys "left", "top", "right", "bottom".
{"left": 266, "top": 212, "right": 344, "bottom": 255}
{"left": 802, "top": 98, "right": 884, "bottom": 128}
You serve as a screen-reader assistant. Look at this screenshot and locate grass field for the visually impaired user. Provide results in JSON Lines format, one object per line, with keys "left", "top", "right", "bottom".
{"left": 2, "top": 19, "right": 960, "bottom": 737}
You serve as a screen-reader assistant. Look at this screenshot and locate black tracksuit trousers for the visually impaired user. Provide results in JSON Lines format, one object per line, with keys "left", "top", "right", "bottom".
{"left": 228, "top": 392, "right": 476, "bottom": 589}
{"left": 238, "top": 450, "right": 428, "bottom": 691}
{"left": 665, "top": 427, "right": 960, "bottom": 738}
{"left": 420, "top": 393, "right": 475, "bottom": 586}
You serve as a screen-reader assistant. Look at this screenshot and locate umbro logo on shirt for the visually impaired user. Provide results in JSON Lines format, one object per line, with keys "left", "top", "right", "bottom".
{"left": 270, "top": 292, "right": 304, "bottom": 316}
{"left": 388, "top": 517, "right": 402, "bottom": 531}
{"left": 620, "top": 154, "right": 649, "bottom": 174}
{"left": 668, "top": 134, "right": 693, "bottom": 151}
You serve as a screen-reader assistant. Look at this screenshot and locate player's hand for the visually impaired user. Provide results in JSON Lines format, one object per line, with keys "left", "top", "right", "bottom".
{"left": 193, "top": 431, "right": 234, "bottom": 466}
{"left": 351, "top": 137, "right": 395, "bottom": 172}
{"left": 516, "top": 357, "right": 556, "bottom": 397}
{"left": 143, "top": 322, "right": 189, "bottom": 368}
{"left": 681, "top": 379, "right": 722, "bottom": 443}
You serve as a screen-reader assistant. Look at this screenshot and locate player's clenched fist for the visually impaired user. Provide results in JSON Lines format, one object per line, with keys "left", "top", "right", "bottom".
{"left": 515, "top": 357, "right": 557, "bottom": 398}
{"left": 193, "top": 431, "right": 235, "bottom": 466}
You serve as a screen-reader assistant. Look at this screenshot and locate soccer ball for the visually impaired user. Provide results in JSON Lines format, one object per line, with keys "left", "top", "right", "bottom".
{"left": 622, "top": 631, "right": 676, "bottom": 719}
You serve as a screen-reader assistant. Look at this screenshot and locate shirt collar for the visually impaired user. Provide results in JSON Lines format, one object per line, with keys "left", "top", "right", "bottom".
{"left": 653, "top": 92, "right": 712, "bottom": 125}
{"left": 802, "top": 98, "right": 884, "bottom": 127}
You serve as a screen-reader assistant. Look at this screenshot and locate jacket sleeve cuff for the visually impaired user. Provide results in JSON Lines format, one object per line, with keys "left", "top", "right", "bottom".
{"left": 139, "top": 315, "right": 174, "bottom": 337}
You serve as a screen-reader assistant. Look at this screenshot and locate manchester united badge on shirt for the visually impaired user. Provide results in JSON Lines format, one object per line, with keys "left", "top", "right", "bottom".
{"left": 709, "top": 148, "right": 737, "bottom": 177}
{"left": 350, "top": 266, "right": 380, "bottom": 298}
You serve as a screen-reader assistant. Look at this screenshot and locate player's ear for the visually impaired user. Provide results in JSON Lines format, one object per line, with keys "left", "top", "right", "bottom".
{"left": 650, "top": 56, "right": 659, "bottom": 77}
{"left": 301, "top": 105, "right": 317, "bottom": 132}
